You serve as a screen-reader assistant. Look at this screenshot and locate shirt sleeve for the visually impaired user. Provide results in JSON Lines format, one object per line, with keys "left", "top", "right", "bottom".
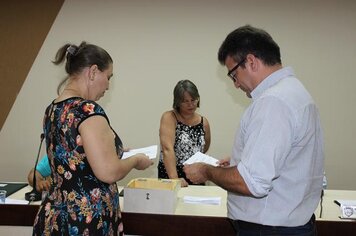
{"left": 237, "top": 96, "right": 295, "bottom": 197}
{"left": 36, "top": 154, "right": 51, "bottom": 177}
{"left": 75, "top": 100, "right": 110, "bottom": 134}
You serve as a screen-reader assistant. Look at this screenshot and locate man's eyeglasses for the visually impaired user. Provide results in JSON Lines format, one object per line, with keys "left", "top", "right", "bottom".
{"left": 227, "top": 58, "right": 246, "bottom": 82}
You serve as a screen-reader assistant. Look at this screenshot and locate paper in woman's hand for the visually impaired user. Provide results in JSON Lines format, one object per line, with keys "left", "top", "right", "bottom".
{"left": 183, "top": 152, "right": 219, "bottom": 166}
{"left": 122, "top": 145, "right": 158, "bottom": 159}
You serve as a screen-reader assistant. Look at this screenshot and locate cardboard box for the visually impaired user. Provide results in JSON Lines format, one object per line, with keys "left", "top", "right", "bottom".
{"left": 123, "top": 178, "right": 181, "bottom": 214}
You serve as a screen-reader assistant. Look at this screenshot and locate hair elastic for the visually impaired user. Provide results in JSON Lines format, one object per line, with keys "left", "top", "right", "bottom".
{"left": 66, "top": 45, "right": 76, "bottom": 55}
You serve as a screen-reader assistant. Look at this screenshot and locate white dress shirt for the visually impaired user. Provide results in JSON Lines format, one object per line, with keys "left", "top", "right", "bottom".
{"left": 228, "top": 67, "right": 324, "bottom": 227}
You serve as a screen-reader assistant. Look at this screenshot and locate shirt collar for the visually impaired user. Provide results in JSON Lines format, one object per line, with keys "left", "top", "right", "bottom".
{"left": 250, "top": 66, "right": 295, "bottom": 100}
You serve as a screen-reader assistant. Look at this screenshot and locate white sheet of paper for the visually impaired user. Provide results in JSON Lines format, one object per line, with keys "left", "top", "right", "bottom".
{"left": 183, "top": 151, "right": 219, "bottom": 166}
{"left": 183, "top": 196, "right": 221, "bottom": 205}
{"left": 5, "top": 198, "right": 29, "bottom": 205}
{"left": 122, "top": 145, "right": 158, "bottom": 159}
{"left": 335, "top": 200, "right": 356, "bottom": 206}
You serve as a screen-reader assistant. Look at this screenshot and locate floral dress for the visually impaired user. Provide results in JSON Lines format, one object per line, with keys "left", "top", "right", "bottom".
{"left": 33, "top": 97, "right": 124, "bottom": 236}
{"left": 158, "top": 112, "right": 206, "bottom": 185}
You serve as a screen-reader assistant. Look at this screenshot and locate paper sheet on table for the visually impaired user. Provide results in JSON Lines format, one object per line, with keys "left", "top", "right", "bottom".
{"left": 5, "top": 198, "right": 29, "bottom": 205}
{"left": 334, "top": 200, "right": 356, "bottom": 206}
{"left": 122, "top": 145, "right": 158, "bottom": 159}
{"left": 183, "top": 196, "right": 221, "bottom": 205}
{"left": 183, "top": 152, "right": 219, "bottom": 166}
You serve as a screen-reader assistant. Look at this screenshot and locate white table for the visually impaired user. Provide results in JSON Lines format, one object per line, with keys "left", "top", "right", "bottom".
{"left": 2, "top": 184, "right": 356, "bottom": 236}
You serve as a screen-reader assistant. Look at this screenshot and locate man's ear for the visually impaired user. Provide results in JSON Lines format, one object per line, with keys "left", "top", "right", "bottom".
{"left": 246, "top": 54, "right": 259, "bottom": 72}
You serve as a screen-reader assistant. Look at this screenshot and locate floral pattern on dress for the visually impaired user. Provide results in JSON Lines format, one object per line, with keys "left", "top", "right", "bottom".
{"left": 33, "top": 97, "right": 124, "bottom": 236}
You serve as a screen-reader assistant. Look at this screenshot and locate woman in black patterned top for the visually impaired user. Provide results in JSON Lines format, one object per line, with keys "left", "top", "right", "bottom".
{"left": 33, "top": 42, "right": 153, "bottom": 236}
{"left": 158, "top": 80, "right": 211, "bottom": 187}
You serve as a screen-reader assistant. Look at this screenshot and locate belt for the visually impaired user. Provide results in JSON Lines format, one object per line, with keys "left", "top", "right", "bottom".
{"left": 231, "top": 214, "right": 315, "bottom": 230}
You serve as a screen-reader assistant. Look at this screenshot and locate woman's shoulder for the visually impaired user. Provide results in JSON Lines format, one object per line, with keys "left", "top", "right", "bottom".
{"left": 193, "top": 113, "right": 209, "bottom": 127}
{"left": 77, "top": 99, "right": 104, "bottom": 111}
{"left": 160, "top": 110, "right": 178, "bottom": 124}
{"left": 201, "top": 115, "right": 209, "bottom": 123}
{"left": 202, "top": 116, "right": 210, "bottom": 130}
{"left": 76, "top": 98, "right": 100, "bottom": 106}
{"left": 69, "top": 99, "right": 107, "bottom": 120}
{"left": 161, "top": 110, "right": 176, "bottom": 119}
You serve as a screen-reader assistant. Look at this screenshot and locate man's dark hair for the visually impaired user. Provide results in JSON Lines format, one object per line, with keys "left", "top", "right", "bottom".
{"left": 218, "top": 25, "right": 281, "bottom": 67}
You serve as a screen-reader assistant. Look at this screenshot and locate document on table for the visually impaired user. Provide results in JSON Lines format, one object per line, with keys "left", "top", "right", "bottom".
{"left": 183, "top": 152, "right": 219, "bottom": 166}
{"left": 122, "top": 145, "right": 158, "bottom": 159}
{"left": 0, "top": 182, "right": 28, "bottom": 196}
{"left": 183, "top": 196, "right": 221, "bottom": 205}
{"left": 334, "top": 200, "right": 356, "bottom": 206}
{"left": 5, "top": 198, "right": 29, "bottom": 205}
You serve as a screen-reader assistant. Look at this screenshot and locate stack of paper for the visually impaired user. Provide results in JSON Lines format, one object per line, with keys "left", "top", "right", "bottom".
{"left": 183, "top": 196, "right": 221, "bottom": 205}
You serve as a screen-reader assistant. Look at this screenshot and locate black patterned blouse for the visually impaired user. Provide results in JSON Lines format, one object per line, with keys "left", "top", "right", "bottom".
{"left": 158, "top": 112, "right": 206, "bottom": 185}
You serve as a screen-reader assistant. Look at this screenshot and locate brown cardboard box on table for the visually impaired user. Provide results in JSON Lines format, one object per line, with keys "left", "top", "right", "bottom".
{"left": 123, "top": 178, "right": 181, "bottom": 214}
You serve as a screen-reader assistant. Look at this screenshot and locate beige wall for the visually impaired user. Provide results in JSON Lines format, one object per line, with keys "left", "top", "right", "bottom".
{"left": 1, "top": 0, "right": 355, "bottom": 190}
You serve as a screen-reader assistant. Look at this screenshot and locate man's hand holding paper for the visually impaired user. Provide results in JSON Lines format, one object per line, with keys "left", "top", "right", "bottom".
{"left": 183, "top": 152, "right": 219, "bottom": 166}
{"left": 183, "top": 152, "right": 219, "bottom": 184}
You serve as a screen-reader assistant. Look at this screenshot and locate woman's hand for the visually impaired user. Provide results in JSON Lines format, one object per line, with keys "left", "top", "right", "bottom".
{"left": 36, "top": 177, "right": 52, "bottom": 192}
{"left": 179, "top": 178, "right": 189, "bottom": 187}
{"left": 133, "top": 153, "right": 154, "bottom": 170}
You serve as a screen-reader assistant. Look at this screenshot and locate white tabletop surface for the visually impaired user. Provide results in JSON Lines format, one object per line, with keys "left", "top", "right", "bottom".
{"left": 8, "top": 184, "right": 356, "bottom": 222}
